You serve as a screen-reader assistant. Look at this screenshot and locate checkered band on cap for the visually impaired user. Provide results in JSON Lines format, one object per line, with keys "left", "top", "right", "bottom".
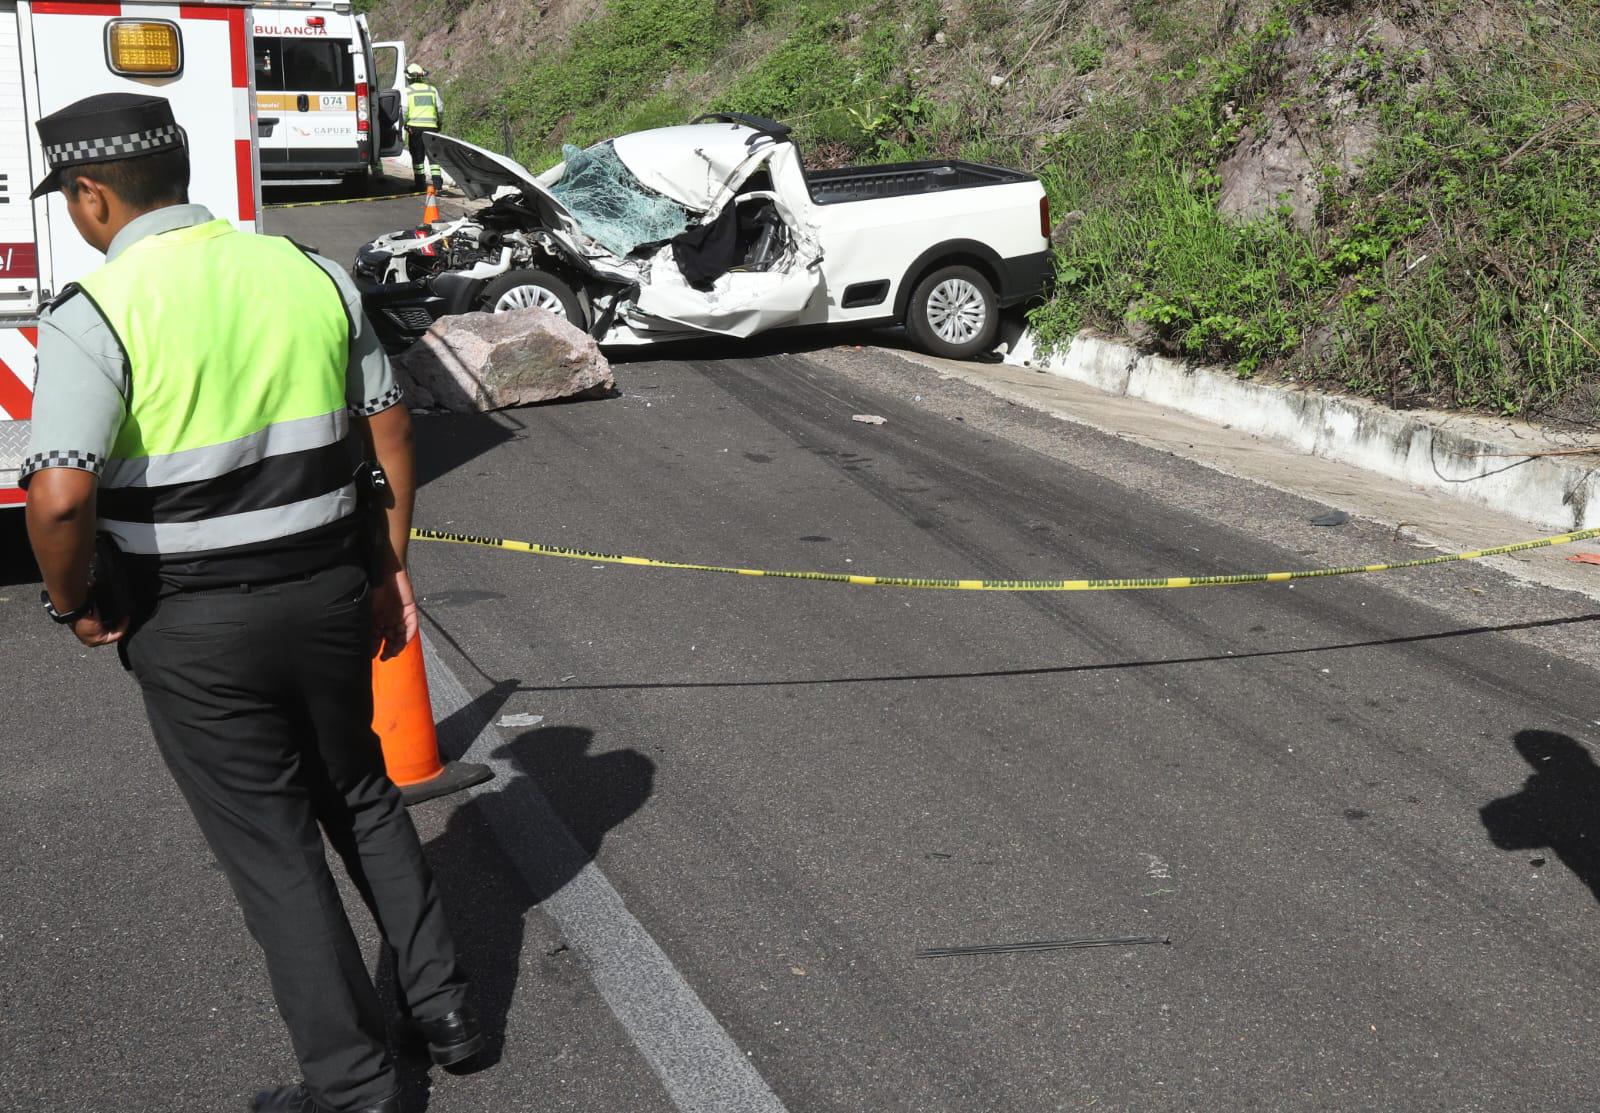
{"left": 44, "top": 124, "right": 182, "bottom": 168}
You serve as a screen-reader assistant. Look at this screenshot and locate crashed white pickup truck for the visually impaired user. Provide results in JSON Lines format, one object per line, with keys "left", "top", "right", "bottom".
{"left": 354, "top": 113, "right": 1054, "bottom": 360}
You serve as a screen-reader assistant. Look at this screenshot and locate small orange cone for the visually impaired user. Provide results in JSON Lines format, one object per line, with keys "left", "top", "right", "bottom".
{"left": 372, "top": 634, "right": 491, "bottom": 806}
{"left": 416, "top": 184, "right": 442, "bottom": 257}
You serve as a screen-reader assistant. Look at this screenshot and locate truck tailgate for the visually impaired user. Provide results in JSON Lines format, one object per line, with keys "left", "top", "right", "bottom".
{"left": 806, "top": 160, "right": 1034, "bottom": 205}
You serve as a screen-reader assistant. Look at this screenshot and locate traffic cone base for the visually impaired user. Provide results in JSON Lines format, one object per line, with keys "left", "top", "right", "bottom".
{"left": 372, "top": 634, "right": 492, "bottom": 807}
{"left": 399, "top": 759, "right": 493, "bottom": 806}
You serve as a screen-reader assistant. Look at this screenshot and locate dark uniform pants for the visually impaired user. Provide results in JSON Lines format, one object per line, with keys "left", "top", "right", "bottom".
{"left": 126, "top": 562, "right": 467, "bottom": 1112}
{"left": 407, "top": 126, "right": 439, "bottom": 186}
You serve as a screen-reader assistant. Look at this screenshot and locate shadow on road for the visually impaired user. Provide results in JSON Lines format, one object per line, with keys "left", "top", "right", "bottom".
{"left": 1482, "top": 730, "right": 1600, "bottom": 904}
{"left": 261, "top": 173, "right": 419, "bottom": 209}
{"left": 0, "top": 509, "right": 39, "bottom": 587}
{"left": 505, "top": 612, "right": 1600, "bottom": 693}
{"left": 376, "top": 673, "right": 654, "bottom": 1109}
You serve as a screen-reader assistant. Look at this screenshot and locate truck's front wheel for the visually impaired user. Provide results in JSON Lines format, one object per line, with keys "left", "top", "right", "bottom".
{"left": 907, "top": 264, "right": 999, "bottom": 360}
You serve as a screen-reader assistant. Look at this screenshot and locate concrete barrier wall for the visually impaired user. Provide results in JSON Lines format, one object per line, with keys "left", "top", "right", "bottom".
{"left": 1008, "top": 332, "right": 1600, "bottom": 532}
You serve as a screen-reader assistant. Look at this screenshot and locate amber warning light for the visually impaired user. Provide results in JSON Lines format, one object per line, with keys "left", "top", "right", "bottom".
{"left": 106, "top": 20, "right": 182, "bottom": 77}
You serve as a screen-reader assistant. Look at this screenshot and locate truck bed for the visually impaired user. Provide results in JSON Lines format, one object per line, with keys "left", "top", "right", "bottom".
{"left": 805, "top": 160, "right": 1035, "bottom": 205}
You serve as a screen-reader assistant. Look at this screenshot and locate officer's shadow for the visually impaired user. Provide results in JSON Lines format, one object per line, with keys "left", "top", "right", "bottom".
{"left": 377, "top": 714, "right": 655, "bottom": 1109}
{"left": 1481, "top": 729, "right": 1600, "bottom": 903}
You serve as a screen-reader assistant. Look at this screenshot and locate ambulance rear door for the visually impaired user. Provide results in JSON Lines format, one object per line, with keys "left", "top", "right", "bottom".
{"left": 252, "top": 8, "right": 364, "bottom": 182}
{"left": 0, "top": 0, "right": 36, "bottom": 506}
{"left": 0, "top": 0, "right": 38, "bottom": 318}
{"left": 364, "top": 25, "right": 404, "bottom": 159}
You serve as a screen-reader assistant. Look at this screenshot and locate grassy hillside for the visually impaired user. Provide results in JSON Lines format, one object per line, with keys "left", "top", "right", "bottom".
{"left": 370, "top": 0, "right": 1600, "bottom": 425}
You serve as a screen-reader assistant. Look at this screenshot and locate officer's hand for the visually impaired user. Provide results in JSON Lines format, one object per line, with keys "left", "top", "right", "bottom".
{"left": 371, "top": 566, "right": 420, "bottom": 660}
{"left": 71, "top": 608, "right": 129, "bottom": 648}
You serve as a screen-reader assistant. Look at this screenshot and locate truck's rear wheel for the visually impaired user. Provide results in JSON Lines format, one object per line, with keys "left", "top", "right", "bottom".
{"left": 479, "top": 269, "right": 585, "bottom": 327}
{"left": 907, "top": 264, "right": 999, "bottom": 360}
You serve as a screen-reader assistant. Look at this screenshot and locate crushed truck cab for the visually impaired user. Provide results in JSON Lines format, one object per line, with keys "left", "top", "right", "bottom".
{"left": 354, "top": 114, "right": 1054, "bottom": 360}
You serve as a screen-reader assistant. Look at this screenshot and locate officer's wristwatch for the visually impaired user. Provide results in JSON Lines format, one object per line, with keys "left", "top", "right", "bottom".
{"left": 40, "top": 590, "right": 94, "bottom": 625}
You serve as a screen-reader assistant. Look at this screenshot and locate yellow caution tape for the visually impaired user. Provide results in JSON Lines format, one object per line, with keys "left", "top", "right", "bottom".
{"left": 265, "top": 191, "right": 427, "bottom": 210}
{"left": 410, "top": 525, "right": 1600, "bottom": 592}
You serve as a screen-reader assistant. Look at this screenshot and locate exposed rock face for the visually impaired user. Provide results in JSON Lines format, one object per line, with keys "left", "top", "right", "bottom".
{"left": 1217, "top": 14, "right": 1414, "bottom": 231}
{"left": 391, "top": 308, "right": 613, "bottom": 411}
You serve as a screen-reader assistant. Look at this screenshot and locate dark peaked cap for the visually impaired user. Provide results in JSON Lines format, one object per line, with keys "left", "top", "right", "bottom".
{"left": 31, "top": 92, "right": 185, "bottom": 200}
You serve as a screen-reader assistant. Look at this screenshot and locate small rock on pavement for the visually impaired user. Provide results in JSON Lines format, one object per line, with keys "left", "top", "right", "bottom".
{"left": 852, "top": 414, "right": 887, "bottom": 425}
{"left": 392, "top": 307, "right": 613, "bottom": 412}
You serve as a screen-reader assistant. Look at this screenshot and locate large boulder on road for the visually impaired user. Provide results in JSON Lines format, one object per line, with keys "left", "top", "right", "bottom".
{"left": 391, "top": 308, "right": 613, "bottom": 412}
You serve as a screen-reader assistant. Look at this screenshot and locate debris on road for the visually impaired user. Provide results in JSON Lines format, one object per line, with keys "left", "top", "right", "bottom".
{"left": 916, "top": 935, "right": 1170, "bottom": 959}
{"left": 392, "top": 307, "right": 613, "bottom": 412}
{"left": 497, "top": 713, "right": 545, "bottom": 728}
{"left": 1311, "top": 510, "right": 1351, "bottom": 527}
{"left": 1566, "top": 553, "right": 1600, "bottom": 566}
{"left": 852, "top": 414, "right": 888, "bottom": 425}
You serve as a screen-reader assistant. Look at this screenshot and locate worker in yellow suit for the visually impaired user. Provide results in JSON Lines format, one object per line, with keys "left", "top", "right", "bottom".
{"left": 403, "top": 63, "right": 444, "bottom": 190}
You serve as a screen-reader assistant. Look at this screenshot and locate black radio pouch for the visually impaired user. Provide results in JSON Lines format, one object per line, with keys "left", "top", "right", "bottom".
{"left": 354, "top": 460, "right": 392, "bottom": 581}
{"left": 90, "top": 532, "right": 135, "bottom": 631}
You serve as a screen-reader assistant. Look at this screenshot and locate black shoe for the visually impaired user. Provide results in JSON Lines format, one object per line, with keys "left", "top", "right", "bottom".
{"left": 411, "top": 1005, "right": 485, "bottom": 1066}
{"left": 250, "top": 1083, "right": 401, "bottom": 1113}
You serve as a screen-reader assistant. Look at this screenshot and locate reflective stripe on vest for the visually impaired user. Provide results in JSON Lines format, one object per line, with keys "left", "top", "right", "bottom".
{"left": 406, "top": 84, "right": 439, "bottom": 127}
{"left": 74, "top": 219, "right": 356, "bottom": 557}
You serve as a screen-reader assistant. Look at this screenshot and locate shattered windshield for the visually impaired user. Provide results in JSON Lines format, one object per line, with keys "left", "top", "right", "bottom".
{"left": 550, "top": 141, "right": 689, "bottom": 258}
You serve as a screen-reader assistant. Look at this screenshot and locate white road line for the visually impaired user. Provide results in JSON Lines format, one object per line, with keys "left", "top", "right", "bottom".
{"left": 421, "top": 635, "right": 790, "bottom": 1113}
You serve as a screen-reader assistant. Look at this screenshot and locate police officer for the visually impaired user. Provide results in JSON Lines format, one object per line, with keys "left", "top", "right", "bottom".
{"left": 23, "top": 93, "right": 481, "bottom": 1113}
{"left": 403, "top": 63, "right": 443, "bottom": 190}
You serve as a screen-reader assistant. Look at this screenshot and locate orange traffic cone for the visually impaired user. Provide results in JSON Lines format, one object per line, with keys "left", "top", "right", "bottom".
{"left": 416, "top": 184, "right": 442, "bottom": 257}
{"left": 372, "top": 634, "right": 492, "bottom": 805}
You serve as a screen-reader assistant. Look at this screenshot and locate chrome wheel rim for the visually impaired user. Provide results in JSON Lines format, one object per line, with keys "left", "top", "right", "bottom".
{"left": 925, "top": 278, "right": 987, "bottom": 345}
{"left": 494, "top": 284, "right": 568, "bottom": 317}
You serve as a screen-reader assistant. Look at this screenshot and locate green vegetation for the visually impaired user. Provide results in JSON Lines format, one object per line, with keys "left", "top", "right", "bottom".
{"left": 380, "top": 0, "right": 1600, "bottom": 423}
{"left": 1033, "top": 1, "right": 1600, "bottom": 419}
{"left": 451, "top": 0, "right": 727, "bottom": 161}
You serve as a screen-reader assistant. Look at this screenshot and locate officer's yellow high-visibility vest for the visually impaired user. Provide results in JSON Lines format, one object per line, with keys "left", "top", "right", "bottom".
{"left": 73, "top": 219, "right": 355, "bottom": 557}
{"left": 405, "top": 83, "right": 440, "bottom": 128}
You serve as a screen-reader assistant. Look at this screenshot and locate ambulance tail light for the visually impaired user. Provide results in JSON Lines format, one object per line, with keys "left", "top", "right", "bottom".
{"left": 356, "top": 82, "right": 370, "bottom": 132}
{"left": 1040, "top": 195, "right": 1051, "bottom": 241}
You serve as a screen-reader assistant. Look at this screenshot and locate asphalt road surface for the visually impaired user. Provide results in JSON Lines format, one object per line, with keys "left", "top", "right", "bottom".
{"left": 3, "top": 197, "right": 1599, "bottom": 1112}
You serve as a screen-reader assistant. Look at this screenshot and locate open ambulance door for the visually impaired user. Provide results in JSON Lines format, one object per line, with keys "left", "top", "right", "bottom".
{"left": 370, "top": 40, "right": 406, "bottom": 158}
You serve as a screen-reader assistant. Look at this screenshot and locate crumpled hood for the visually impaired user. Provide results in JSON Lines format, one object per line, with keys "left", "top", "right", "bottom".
{"left": 422, "top": 133, "right": 577, "bottom": 232}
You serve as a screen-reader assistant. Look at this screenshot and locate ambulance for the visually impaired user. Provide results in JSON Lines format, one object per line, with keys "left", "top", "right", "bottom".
{"left": 0, "top": 0, "right": 389, "bottom": 510}
{"left": 251, "top": 5, "right": 407, "bottom": 187}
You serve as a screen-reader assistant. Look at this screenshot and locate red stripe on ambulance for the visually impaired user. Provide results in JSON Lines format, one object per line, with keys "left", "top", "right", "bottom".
{"left": 0, "top": 327, "right": 38, "bottom": 421}
{"left": 29, "top": 1, "right": 120, "bottom": 14}
{"left": 178, "top": 4, "right": 248, "bottom": 87}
